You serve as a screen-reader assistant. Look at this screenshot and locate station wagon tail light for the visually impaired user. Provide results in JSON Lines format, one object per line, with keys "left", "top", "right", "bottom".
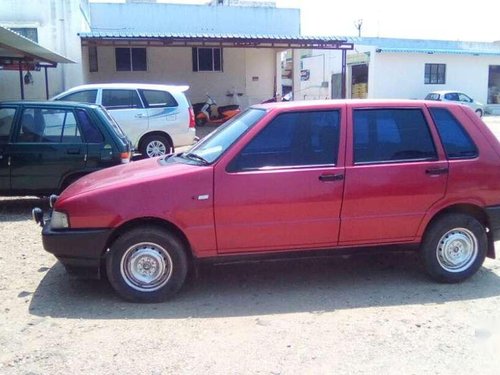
{"left": 120, "top": 151, "right": 131, "bottom": 164}
{"left": 51, "top": 211, "right": 69, "bottom": 229}
{"left": 189, "top": 107, "right": 195, "bottom": 128}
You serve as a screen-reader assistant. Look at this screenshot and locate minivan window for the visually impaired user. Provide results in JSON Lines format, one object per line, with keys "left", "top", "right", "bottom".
{"left": 429, "top": 107, "right": 478, "bottom": 159}
{"left": 140, "top": 90, "right": 178, "bottom": 108}
{"left": 0, "top": 107, "right": 16, "bottom": 142}
{"left": 229, "top": 110, "right": 340, "bottom": 171}
{"left": 58, "top": 90, "right": 98, "bottom": 104}
{"left": 102, "top": 89, "right": 143, "bottom": 109}
{"left": 353, "top": 109, "right": 437, "bottom": 164}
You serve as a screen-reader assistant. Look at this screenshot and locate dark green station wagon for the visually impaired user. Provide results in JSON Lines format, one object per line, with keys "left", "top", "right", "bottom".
{"left": 0, "top": 101, "right": 132, "bottom": 196}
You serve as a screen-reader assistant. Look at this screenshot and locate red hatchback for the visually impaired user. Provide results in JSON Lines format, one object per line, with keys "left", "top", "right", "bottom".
{"left": 34, "top": 100, "right": 500, "bottom": 302}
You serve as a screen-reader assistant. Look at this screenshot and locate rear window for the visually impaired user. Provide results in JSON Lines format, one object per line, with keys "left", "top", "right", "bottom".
{"left": 140, "top": 90, "right": 178, "bottom": 108}
{"left": 425, "top": 93, "right": 440, "bottom": 101}
{"left": 429, "top": 107, "right": 478, "bottom": 159}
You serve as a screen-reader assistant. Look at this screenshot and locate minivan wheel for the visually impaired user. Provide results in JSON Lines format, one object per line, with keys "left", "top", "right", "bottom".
{"left": 106, "top": 226, "right": 188, "bottom": 302}
{"left": 421, "top": 214, "right": 487, "bottom": 283}
{"left": 141, "top": 135, "right": 173, "bottom": 158}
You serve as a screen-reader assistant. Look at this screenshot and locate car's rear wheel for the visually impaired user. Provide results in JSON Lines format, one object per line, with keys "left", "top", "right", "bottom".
{"left": 106, "top": 226, "right": 188, "bottom": 302}
{"left": 475, "top": 109, "right": 483, "bottom": 117}
{"left": 421, "top": 214, "right": 487, "bottom": 283}
{"left": 140, "top": 134, "right": 173, "bottom": 158}
{"left": 196, "top": 116, "right": 207, "bottom": 127}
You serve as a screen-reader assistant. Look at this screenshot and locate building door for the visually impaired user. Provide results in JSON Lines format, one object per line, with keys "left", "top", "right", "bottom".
{"left": 350, "top": 64, "right": 369, "bottom": 99}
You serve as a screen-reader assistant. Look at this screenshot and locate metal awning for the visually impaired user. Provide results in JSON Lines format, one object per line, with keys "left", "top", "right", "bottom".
{"left": 79, "top": 32, "right": 354, "bottom": 50}
{"left": 0, "top": 26, "right": 74, "bottom": 99}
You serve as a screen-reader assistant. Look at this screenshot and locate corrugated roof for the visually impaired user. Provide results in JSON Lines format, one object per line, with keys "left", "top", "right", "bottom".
{"left": 346, "top": 37, "right": 500, "bottom": 56}
{"left": 0, "top": 26, "right": 74, "bottom": 64}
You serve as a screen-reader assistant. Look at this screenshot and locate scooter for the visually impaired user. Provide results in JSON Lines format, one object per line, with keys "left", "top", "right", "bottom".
{"left": 193, "top": 95, "right": 240, "bottom": 126}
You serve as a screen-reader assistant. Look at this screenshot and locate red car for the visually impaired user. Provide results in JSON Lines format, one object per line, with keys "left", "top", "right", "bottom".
{"left": 34, "top": 100, "right": 500, "bottom": 302}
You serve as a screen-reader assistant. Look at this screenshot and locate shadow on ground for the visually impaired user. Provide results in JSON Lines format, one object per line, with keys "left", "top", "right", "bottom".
{"left": 0, "top": 197, "right": 48, "bottom": 222}
{"left": 29, "top": 252, "right": 500, "bottom": 320}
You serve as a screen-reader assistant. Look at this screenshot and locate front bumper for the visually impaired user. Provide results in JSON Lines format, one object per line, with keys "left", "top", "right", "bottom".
{"left": 41, "top": 219, "right": 112, "bottom": 279}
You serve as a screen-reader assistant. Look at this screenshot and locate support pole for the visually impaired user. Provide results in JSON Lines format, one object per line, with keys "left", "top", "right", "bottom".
{"left": 18, "top": 62, "right": 25, "bottom": 100}
{"left": 44, "top": 66, "right": 49, "bottom": 99}
{"left": 341, "top": 49, "right": 347, "bottom": 99}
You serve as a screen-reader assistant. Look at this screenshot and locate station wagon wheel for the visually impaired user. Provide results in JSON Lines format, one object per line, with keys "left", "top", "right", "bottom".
{"left": 106, "top": 226, "right": 188, "bottom": 302}
{"left": 140, "top": 134, "right": 173, "bottom": 158}
{"left": 421, "top": 213, "right": 487, "bottom": 283}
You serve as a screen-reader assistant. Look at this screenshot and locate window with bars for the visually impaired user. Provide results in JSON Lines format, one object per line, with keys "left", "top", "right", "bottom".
{"left": 115, "top": 48, "right": 147, "bottom": 72}
{"left": 424, "top": 63, "right": 446, "bottom": 84}
{"left": 192, "top": 47, "right": 223, "bottom": 72}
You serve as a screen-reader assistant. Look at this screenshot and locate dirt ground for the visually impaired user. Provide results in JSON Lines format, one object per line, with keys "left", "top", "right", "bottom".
{"left": 1, "top": 118, "right": 500, "bottom": 374}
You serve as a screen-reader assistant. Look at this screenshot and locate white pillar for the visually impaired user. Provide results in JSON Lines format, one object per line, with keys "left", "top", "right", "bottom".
{"left": 292, "top": 48, "right": 301, "bottom": 101}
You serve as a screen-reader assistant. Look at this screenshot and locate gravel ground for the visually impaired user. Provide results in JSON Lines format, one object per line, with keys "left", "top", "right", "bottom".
{"left": 1, "top": 119, "right": 500, "bottom": 374}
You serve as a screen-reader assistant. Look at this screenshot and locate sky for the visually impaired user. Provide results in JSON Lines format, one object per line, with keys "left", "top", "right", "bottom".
{"left": 90, "top": 0, "right": 500, "bottom": 42}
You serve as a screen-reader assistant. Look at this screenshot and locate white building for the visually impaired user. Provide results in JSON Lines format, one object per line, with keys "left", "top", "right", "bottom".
{"left": 0, "top": 0, "right": 91, "bottom": 100}
{"left": 299, "top": 38, "right": 500, "bottom": 113}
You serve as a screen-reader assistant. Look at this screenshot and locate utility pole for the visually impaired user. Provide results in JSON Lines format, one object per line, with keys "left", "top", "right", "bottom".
{"left": 354, "top": 19, "right": 363, "bottom": 37}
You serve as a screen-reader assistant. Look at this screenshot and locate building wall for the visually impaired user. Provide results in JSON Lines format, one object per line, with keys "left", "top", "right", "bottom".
{"left": 370, "top": 52, "right": 500, "bottom": 104}
{"left": 90, "top": 2, "right": 300, "bottom": 35}
{"left": 82, "top": 46, "right": 276, "bottom": 108}
{"left": 0, "top": 0, "right": 90, "bottom": 100}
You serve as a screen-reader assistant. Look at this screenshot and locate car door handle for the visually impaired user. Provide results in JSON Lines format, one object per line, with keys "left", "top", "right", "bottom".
{"left": 67, "top": 148, "right": 81, "bottom": 155}
{"left": 135, "top": 113, "right": 145, "bottom": 118}
{"left": 425, "top": 167, "right": 448, "bottom": 176}
{"left": 319, "top": 173, "right": 344, "bottom": 182}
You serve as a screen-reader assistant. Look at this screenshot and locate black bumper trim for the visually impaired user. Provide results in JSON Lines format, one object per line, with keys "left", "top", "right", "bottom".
{"left": 42, "top": 224, "right": 112, "bottom": 278}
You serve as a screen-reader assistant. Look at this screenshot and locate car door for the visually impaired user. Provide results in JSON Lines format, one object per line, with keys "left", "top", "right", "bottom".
{"left": 9, "top": 106, "right": 87, "bottom": 193}
{"left": 139, "top": 89, "right": 182, "bottom": 134}
{"left": 100, "top": 89, "right": 148, "bottom": 147}
{"left": 214, "top": 108, "right": 346, "bottom": 253}
{"left": 0, "top": 106, "right": 17, "bottom": 192}
{"left": 339, "top": 105, "right": 448, "bottom": 244}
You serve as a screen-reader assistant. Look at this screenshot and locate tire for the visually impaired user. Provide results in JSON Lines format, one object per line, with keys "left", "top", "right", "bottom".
{"left": 106, "top": 226, "right": 188, "bottom": 302}
{"left": 196, "top": 116, "right": 207, "bottom": 127}
{"left": 421, "top": 214, "right": 487, "bottom": 283}
{"left": 140, "top": 134, "right": 173, "bottom": 158}
{"left": 475, "top": 109, "right": 483, "bottom": 117}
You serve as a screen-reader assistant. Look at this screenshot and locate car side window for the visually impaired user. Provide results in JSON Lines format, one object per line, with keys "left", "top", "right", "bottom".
{"left": 458, "top": 93, "right": 472, "bottom": 103}
{"left": 229, "top": 110, "right": 340, "bottom": 171}
{"left": 57, "top": 90, "right": 98, "bottom": 104}
{"left": 76, "top": 109, "right": 104, "bottom": 143}
{"left": 429, "top": 107, "right": 478, "bottom": 159}
{"left": 353, "top": 109, "right": 437, "bottom": 164}
{"left": 444, "top": 93, "right": 459, "bottom": 101}
{"left": 102, "top": 89, "right": 143, "bottom": 110}
{"left": 0, "top": 107, "right": 16, "bottom": 143}
{"left": 17, "top": 108, "right": 82, "bottom": 144}
{"left": 140, "top": 90, "right": 178, "bottom": 108}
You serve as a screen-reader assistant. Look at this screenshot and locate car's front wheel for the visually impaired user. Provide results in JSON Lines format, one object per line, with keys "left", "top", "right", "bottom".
{"left": 140, "top": 135, "right": 173, "bottom": 158}
{"left": 106, "top": 226, "right": 188, "bottom": 302}
{"left": 421, "top": 213, "right": 487, "bottom": 283}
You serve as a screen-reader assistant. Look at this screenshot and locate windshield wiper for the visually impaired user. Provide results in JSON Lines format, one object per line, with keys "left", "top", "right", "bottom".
{"left": 182, "top": 152, "right": 209, "bottom": 165}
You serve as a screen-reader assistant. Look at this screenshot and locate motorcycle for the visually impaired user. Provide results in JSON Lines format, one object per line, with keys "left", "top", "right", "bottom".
{"left": 193, "top": 95, "right": 240, "bottom": 127}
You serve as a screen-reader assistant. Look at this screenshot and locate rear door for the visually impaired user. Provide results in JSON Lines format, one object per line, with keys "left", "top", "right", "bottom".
{"left": 139, "top": 89, "right": 183, "bottom": 136}
{"left": 339, "top": 105, "right": 448, "bottom": 244}
{"left": 100, "top": 89, "right": 148, "bottom": 147}
{"left": 9, "top": 106, "right": 87, "bottom": 193}
{"left": 0, "top": 106, "right": 17, "bottom": 192}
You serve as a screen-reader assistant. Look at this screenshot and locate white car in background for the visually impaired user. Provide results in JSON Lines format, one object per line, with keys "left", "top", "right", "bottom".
{"left": 53, "top": 83, "right": 196, "bottom": 157}
{"left": 425, "top": 90, "right": 485, "bottom": 117}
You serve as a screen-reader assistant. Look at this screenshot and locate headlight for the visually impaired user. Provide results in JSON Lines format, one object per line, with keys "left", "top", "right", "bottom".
{"left": 51, "top": 210, "right": 69, "bottom": 229}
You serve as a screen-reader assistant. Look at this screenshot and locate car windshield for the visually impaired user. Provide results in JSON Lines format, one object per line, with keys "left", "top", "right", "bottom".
{"left": 181, "top": 108, "right": 266, "bottom": 164}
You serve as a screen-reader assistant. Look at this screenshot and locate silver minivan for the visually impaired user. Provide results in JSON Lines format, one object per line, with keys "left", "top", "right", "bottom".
{"left": 53, "top": 83, "right": 196, "bottom": 157}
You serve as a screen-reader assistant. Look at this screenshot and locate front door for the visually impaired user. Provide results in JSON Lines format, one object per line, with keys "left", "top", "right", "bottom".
{"left": 0, "top": 107, "right": 17, "bottom": 192}
{"left": 101, "top": 89, "right": 148, "bottom": 147}
{"left": 339, "top": 106, "right": 448, "bottom": 244}
{"left": 214, "top": 109, "right": 346, "bottom": 253}
{"left": 10, "top": 107, "right": 87, "bottom": 193}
